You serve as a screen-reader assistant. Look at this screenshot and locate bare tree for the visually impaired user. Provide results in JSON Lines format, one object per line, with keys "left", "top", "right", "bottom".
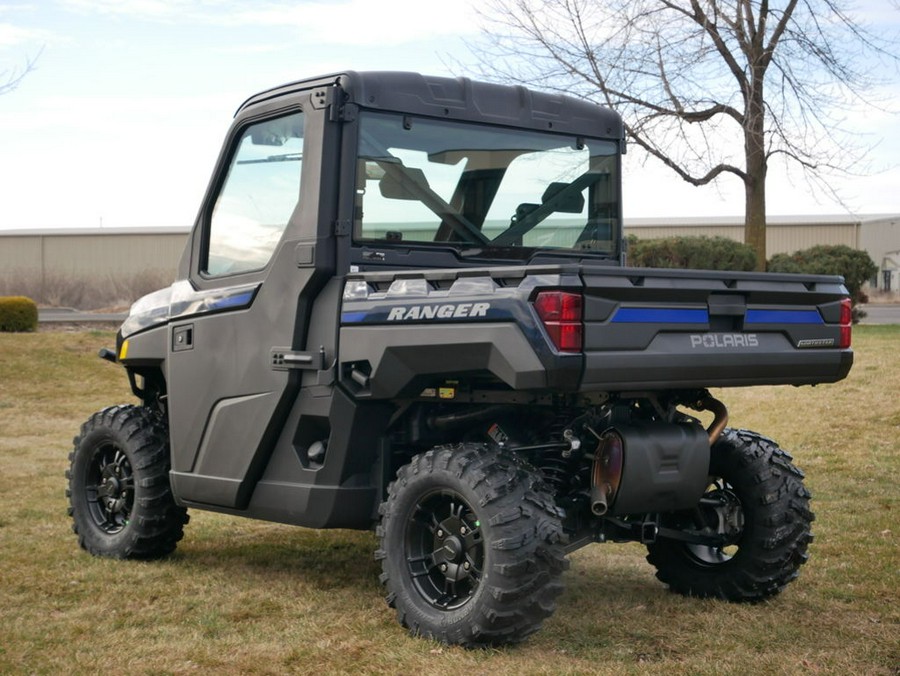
{"left": 1, "top": 49, "right": 42, "bottom": 97}
{"left": 473, "top": 1, "right": 898, "bottom": 269}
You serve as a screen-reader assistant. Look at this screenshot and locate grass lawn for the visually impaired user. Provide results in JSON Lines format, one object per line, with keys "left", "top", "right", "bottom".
{"left": 1, "top": 327, "right": 897, "bottom": 674}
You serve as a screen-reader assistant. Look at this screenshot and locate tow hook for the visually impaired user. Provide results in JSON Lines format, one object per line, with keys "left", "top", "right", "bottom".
{"left": 640, "top": 520, "right": 658, "bottom": 544}
{"left": 98, "top": 348, "right": 117, "bottom": 364}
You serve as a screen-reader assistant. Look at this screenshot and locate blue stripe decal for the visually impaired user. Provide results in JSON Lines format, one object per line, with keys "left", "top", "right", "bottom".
{"left": 206, "top": 290, "right": 255, "bottom": 311}
{"left": 612, "top": 308, "right": 709, "bottom": 324}
{"left": 341, "top": 311, "right": 369, "bottom": 324}
{"left": 746, "top": 309, "right": 823, "bottom": 325}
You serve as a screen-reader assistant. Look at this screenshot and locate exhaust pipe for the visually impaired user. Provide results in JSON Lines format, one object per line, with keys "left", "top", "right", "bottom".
{"left": 590, "top": 481, "right": 609, "bottom": 516}
{"left": 590, "top": 429, "right": 624, "bottom": 516}
{"left": 694, "top": 396, "right": 729, "bottom": 445}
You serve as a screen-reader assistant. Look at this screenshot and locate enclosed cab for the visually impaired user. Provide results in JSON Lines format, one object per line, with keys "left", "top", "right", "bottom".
{"left": 68, "top": 72, "right": 851, "bottom": 647}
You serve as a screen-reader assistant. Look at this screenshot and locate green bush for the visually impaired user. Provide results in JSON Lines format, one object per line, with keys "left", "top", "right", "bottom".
{"left": 626, "top": 235, "right": 757, "bottom": 271}
{"left": 0, "top": 296, "right": 39, "bottom": 332}
{"left": 768, "top": 245, "right": 877, "bottom": 322}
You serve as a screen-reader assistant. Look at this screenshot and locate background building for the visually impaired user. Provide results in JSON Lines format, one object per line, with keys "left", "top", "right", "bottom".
{"left": 0, "top": 227, "right": 190, "bottom": 309}
{"left": 0, "top": 226, "right": 190, "bottom": 279}
{"left": 1, "top": 214, "right": 898, "bottom": 304}
{"left": 625, "top": 214, "right": 899, "bottom": 292}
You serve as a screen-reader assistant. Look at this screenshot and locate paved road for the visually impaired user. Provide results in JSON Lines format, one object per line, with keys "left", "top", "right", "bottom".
{"left": 39, "top": 308, "right": 127, "bottom": 323}
{"left": 860, "top": 304, "right": 900, "bottom": 325}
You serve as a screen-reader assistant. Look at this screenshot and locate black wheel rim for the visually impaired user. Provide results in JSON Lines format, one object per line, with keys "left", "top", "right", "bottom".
{"left": 405, "top": 489, "right": 485, "bottom": 611}
{"left": 686, "top": 477, "right": 744, "bottom": 566}
{"left": 84, "top": 440, "right": 134, "bottom": 534}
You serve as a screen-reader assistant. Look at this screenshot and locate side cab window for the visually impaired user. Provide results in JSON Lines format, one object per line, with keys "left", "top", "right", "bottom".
{"left": 203, "top": 110, "right": 305, "bottom": 278}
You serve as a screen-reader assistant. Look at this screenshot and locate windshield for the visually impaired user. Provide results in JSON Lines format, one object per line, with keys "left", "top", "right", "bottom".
{"left": 354, "top": 112, "right": 620, "bottom": 259}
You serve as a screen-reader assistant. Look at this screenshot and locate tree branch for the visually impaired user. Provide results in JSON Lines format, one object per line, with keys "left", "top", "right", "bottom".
{"left": 760, "top": 0, "right": 800, "bottom": 70}
{"left": 0, "top": 48, "right": 43, "bottom": 97}
{"left": 470, "top": 0, "right": 900, "bottom": 226}
{"left": 627, "top": 120, "right": 748, "bottom": 184}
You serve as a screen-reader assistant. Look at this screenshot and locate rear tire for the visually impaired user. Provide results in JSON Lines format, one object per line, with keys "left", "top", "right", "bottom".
{"left": 376, "top": 444, "right": 568, "bottom": 646}
{"left": 66, "top": 405, "right": 188, "bottom": 559}
{"left": 646, "top": 428, "right": 814, "bottom": 601}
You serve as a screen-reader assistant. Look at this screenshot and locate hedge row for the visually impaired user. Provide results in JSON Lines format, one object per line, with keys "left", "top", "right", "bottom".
{"left": 626, "top": 235, "right": 757, "bottom": 271}
{"left": 626, "top": 236, "right": 877, "bottom": 323}
{"left": 0, "top": 296, "right": 38, "bottom": 332}
{"left": 768, "top": 244, "right": 877, "bottom": 322}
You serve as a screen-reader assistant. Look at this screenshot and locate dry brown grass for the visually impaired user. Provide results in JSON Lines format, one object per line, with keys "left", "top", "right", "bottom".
{"left": 0, "top": 327, "right": 897, "bottom": 674}
{"left": 0, "top": 269, "right": 172, "bottom": 311}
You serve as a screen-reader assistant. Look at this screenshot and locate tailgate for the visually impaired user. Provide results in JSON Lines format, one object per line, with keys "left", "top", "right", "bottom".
{"left": 580, "top": 265, "right": 853, "bottom": 390}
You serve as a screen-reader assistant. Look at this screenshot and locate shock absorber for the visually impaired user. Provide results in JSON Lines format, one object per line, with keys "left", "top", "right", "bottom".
{"left": 537, "top": 451, "right": 570, "bottom": 495}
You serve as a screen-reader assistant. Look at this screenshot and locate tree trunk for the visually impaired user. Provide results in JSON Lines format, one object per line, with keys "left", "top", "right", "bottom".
{"left": 744, "top": 159, "right": 767, "bottom": 271}
{"left": 744, "top": 75, "right": 768, "bottom": 272}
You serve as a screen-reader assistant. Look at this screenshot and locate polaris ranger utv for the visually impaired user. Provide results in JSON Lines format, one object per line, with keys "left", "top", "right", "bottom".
{"left": 67, "top": 71, "right": 853, "bottom": 646}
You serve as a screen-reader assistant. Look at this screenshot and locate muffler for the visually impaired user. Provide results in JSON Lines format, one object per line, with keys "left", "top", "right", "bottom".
{"left": 591, "top": 423, "right": 710, "bottom": 516}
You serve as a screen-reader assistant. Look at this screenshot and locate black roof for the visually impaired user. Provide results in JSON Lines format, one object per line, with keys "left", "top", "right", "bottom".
{"left": 237, "top": 71, "right": 623, "bottom": 140}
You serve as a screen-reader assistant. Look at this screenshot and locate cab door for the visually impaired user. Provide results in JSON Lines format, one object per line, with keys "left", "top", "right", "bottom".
{"left": 165, "top": 95, "right": 338, "bottom": 509}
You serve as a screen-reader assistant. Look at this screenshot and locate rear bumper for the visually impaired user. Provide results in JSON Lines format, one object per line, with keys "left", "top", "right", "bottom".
{"left": 581, "top": 337, "right": 853, "bottom": 390}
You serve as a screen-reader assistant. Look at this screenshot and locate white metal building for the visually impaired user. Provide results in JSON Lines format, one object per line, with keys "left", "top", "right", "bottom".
{"left": 0, "top": 226, "right": 190, "bottom": 279}
{"left": 624, "top": 214, "right": 900, "bottom": 292}
{"left": 1, "top": 214, "right": 898, "bottom": 294}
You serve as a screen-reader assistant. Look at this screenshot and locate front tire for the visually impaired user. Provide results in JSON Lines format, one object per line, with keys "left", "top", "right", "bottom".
{"left": 646, "top": 428, "right": 814, "bottom": 601}
{"left": 376, "top": 444, "right": 568, "bottom": 646}
{"left": 66, "top": 405, "right": 188, "bottom": 559}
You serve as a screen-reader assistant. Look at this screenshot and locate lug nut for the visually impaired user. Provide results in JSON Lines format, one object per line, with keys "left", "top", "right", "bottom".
{"left": 436, "top": 529, "right": 444, "bottom": 538}
{"left": 463, "top": 561, "right": 470, "bottom": 570}
{"left": 440, "top": 563, "right": 448, "bottom": 572}
{"left": 460, "top": 526, "right": 467, "bottom": 535}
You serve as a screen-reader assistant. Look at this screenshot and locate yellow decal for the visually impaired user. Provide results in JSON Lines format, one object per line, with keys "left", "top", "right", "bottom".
{"left": 118, "top": 340, "right": 129, "bottom": 361}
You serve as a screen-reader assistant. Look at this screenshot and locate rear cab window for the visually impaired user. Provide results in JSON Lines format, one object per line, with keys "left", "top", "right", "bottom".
{"left": 353, "top": 111, "right": 619, "bottom": 262}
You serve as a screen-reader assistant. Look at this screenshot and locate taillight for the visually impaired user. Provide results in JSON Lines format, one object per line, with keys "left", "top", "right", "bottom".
{"left": 839, "top": 298, "right": 852, "bottom": 349}
{"left": 533, "top": 291, "right": 583, "bottom": 352}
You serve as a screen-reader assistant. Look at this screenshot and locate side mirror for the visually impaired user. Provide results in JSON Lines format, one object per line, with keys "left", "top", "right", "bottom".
{"left": 379, "top": 167, "right": 431, "bottom": 200}
{"left": 250, "top": 130, "right": 287, "bottom": 146}
{"left": 541, "top": 182, "right": 585, "bottom": 213}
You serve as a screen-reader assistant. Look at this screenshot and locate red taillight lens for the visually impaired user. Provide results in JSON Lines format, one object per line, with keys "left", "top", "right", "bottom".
{"left": 534, "top": 291, "right": 582, "bottom": 322}
{"left": 534, "top": 291, "right": 583, "bottom": 352}
{"left": 839, "top": 298, "right": 852, "bottom": 349}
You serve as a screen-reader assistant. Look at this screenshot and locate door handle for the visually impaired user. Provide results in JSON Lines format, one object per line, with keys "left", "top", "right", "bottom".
{"left": 271, "top": 347, "right": 325, "bottom": 371}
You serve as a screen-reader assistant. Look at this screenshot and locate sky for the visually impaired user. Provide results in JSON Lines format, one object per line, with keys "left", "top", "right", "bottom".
{"left": 0, "top": 0, "right": 898, "bottom": 232}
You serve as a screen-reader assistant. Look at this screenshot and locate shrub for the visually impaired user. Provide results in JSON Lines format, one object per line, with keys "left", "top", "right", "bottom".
{"left": 0, "top": 296, "right": 38, "bottom": 332}
{"left": 768, "top": 245, "right": 877, "bottom": 323}
{"left": 627, "top": 235, "right": 757, "bottom": 271}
